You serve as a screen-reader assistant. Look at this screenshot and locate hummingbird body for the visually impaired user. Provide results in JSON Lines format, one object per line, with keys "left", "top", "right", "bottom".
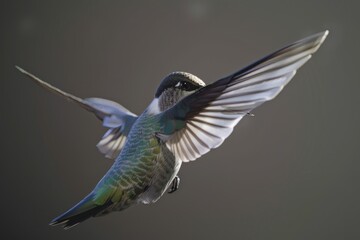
{"left": 16, "top": 31, "right": 329, "bottom": 229}
{"left": 96, "top": 110, "right": 180, "bottom": 206}
{"left": 53, "top": 109, "right": 181, "bottom": 226}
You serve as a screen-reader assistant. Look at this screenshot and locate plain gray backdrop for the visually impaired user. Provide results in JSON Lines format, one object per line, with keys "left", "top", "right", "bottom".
{"left": 1, "top": 1, "right": 359, "bottom": 239}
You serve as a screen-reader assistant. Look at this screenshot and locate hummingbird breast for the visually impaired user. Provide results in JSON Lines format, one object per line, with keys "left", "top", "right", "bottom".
{"left": 138, "top": 141, "right": 182, "bottom": 204}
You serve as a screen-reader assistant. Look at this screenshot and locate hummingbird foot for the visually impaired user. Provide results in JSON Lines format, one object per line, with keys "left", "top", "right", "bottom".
{"left": 168, "top": 176, "right": 180, "bottom": 194}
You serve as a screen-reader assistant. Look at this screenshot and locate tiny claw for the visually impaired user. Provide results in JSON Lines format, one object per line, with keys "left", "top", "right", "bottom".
{"left": 168, "top": 176, "right": 180, "bottom": 194}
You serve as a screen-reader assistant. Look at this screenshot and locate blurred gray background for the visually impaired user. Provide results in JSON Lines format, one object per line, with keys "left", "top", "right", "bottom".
{"left": 1, "top": 1, "right": 359, "bottom": 239}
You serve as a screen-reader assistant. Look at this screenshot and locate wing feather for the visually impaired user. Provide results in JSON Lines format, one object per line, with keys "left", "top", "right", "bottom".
{"left": 161, "top": 31, "right": 329, "bottom": 162}
{"left": 16, "top": 66, "right": 137, "bottom": 159}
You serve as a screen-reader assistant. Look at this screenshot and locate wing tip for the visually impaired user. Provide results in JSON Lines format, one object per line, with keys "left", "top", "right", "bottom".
{"left": 304, "top": 30, "right": 329, "bottom": 50}
{"left": 323, "top": 30, "right": 330, "bottom": 37}
{"left": 15, "top": 65, "right": 27, "bottom": 74}
{"left": 316, "top": 30, "right": 329, "bottom": 46}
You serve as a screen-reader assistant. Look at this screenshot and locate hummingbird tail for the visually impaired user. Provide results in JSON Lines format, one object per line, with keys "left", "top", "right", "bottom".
{"left": 49, "top": 192, "right": 111, "bottom": 229}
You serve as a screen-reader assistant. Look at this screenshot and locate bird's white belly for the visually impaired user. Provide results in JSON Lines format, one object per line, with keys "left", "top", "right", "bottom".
{"left": 138, "top": 156, "right": 182, "bottom": 204}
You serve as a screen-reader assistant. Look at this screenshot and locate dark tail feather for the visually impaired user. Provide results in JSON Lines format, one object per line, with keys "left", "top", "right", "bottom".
{"left": 49, "top": 193, "right": 111, "bottom": 229}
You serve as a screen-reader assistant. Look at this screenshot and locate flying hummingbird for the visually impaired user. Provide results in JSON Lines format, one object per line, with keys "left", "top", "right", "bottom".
{"left": 16, "top": 31, "right": 328, "bottom": 229}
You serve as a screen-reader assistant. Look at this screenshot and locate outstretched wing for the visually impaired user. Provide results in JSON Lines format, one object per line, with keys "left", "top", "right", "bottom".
{"left": 16, "top": 66, "right": 137, "bottom": 159}
{"left": 160, "top": 31, "right": 329, "bottom": 162}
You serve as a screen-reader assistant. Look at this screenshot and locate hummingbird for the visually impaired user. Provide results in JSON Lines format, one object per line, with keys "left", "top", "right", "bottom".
{"left": 16, "top": 31, "right": 328, "bottom": 229}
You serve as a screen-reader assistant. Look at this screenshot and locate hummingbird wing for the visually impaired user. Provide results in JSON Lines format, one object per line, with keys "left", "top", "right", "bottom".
{"left": 159, "top": 31, "right": 329, "bottom": 162}
{"left": 15, "top": 66, "right": 137, "bottom": 159}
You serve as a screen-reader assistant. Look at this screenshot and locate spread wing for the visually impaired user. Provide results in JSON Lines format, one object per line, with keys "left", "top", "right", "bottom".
{"left": 160, "top": 31, "right": 329, "bottom": 162}
{"left": 16, "top": 66, "right": 137, "bottom": 159}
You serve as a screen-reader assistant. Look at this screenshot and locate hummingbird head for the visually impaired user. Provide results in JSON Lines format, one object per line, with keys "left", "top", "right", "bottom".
{"left": 154, "top": 72, "right": 205, "bottom": 112}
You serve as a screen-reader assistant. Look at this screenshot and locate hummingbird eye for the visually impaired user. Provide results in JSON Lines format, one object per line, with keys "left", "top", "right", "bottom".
{"left": 177, "top": 81, "right": 197, "bottom": 91}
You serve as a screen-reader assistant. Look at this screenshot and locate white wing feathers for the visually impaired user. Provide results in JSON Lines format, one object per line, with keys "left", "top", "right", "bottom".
{"left": 15, "top": 66, "right": 137, "bottom": 159}
{"left": 84, "top": 98, "right": 137, "bottom": 159}
{"left": 96, "top": 126, "right": 128, "bottom": 159}
{"left": 164, "top": 31, "right": 328, "bottom": 162}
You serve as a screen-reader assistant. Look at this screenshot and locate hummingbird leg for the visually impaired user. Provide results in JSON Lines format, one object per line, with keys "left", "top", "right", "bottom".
{"left": 168, "top": 176, "right": 180, "bottom": 194}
